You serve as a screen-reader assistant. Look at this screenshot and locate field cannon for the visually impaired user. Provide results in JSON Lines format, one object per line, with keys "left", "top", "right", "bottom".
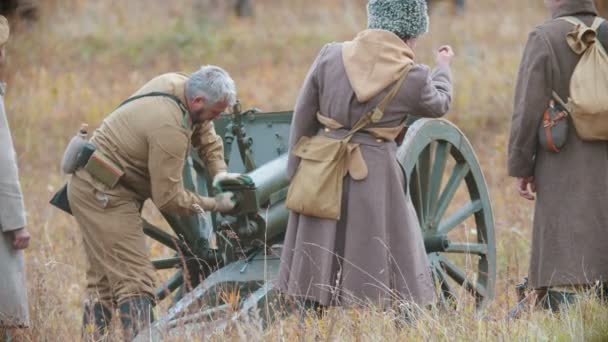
{"left": 135, "top": 103, "right": 495, "bottom": 339}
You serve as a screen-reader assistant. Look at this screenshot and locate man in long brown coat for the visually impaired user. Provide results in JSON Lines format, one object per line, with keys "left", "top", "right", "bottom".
{"left": 67, "top": 66, "right": 240, "bottom": 337}
{"left": 0, "top": 15, "right": 31, "bottom": 338}
{"left": 279, "top": 0, "right": 454, "bottom": 310}
{"left": 508, "top": 0, "right": 608, "bottom": 301}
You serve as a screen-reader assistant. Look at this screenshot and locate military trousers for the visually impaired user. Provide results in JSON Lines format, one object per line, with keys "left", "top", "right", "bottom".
{"left": 67, "top": 173, "right": 157, "bottom": 308}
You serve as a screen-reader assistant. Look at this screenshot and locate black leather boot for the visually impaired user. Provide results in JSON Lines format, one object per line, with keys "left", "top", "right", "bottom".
{"left": 118, "top": 296, "right": 155, "bottom": 339}
{"left": 82, "top": 302, "right": 113, "bottom": 339}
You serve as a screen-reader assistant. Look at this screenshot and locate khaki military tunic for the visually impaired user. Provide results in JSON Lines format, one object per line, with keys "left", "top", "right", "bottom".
{"left": 67, "top": 73, "right": 227, "bottom": 306}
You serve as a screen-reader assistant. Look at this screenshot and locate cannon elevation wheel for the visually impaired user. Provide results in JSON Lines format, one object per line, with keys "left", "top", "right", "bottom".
{"left": 397, "top": 118, "right": 496, "bottom": 311}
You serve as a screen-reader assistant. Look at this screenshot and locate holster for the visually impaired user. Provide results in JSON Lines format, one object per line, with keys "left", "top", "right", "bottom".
{"left": 49, "top": 183, "right": 72, "bottom": 215}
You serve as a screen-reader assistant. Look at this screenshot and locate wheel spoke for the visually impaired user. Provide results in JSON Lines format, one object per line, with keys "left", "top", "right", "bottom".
{"left": 444, "top": 242, "right": 488, "bottom": 256}
{"left": 433, "top": 163, "right": 470, "bottom": 228}
{"left": 410, "top": 167, "right": 425, "bottom": 225}
{"left": 428, "top": 141, "right": 451, "bottom": 222}
{"left": 438, "top": 255, "right": 487, "bottom": 299}
{"left": 431, "top": 267, "right": 448, "bottom": 304}
{"left": 437, "top": 199, "right": 483, "bottom": 235}
{"left": 435, "top": 263, "right": 458, "bottom": 303}
{"left": 418, "top": 145, "right": 432, "bottom": 224}
{"left": 430, "top": 257, "right": 457, "bottom": 303}
{"left": 156, "top": 270, "right": 185, "bottom": 301}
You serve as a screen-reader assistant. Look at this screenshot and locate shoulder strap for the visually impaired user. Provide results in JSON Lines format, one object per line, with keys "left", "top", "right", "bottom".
{"left": 591, "top": 17, "right": 605, "bottom": 31}
{"left": 347, "top": 64, "right": 413, "bottom": 136}
{"left": 117, "top": 91, "right": 190, "bottom": 128}
{"left": 560, "top": 16, "right": 605, "bottom": 31}
{"left": 374, "top": 64, "right": 414, "bottom": 117}
{"left": 118, "top": 91, "right": 189, "bottom": 115}
{"left": 551, "top": 91, "right": 571, "bottom": 114}
{"left": 560, "top": 16, "right": 587, "bottom": 27}
{"left": 593, "top": 17, "right": 607, "bottom": 54}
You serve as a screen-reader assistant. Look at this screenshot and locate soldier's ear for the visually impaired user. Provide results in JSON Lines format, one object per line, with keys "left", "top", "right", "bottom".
{"left": 0, "top": 44, "right": 6, "bottom": 64}
{"left": 195, "top": 95, "right": 206, "bottom": 107}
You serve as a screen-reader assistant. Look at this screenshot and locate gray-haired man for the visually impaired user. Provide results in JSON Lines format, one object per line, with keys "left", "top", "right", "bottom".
{"left": 67, "top": 66, "right": 238, "bottom": 338}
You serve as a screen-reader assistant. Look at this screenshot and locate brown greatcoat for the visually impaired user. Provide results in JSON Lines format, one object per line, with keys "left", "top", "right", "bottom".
{"left": 508, "top": 0, "right": 608, "bottom": 288}
{"left": 68, "top": 73, "right": 228, "bottom": 305}
{"left": 279, "top": 30, "right": 452, "bottom": 307}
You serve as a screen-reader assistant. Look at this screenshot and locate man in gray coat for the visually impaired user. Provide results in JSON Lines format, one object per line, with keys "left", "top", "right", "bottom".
{"left": 0, "top": 15, "right": 31, "bottom": 337}
{"left": 508, "top": 0, "right": 608, "bottom": 303}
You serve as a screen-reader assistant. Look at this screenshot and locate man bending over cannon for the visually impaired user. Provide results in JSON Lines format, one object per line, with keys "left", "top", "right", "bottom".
{"left": 66, "top": 66, "right": 241, "bottom": 338}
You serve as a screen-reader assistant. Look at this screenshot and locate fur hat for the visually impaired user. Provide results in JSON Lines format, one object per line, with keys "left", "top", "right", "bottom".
{"left": 367, "top": 0, "right": 429, "bottom": 39}
{"left": 0, "top": 16, "right": 9, "bottom": 46}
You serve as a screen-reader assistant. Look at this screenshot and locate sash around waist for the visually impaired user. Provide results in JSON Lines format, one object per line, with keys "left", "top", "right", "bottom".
{"left": 316, "top": 112, "right": 405, "bottom": 142}
{"left": 319, "top": 128, "right": 397, "bottom": 147}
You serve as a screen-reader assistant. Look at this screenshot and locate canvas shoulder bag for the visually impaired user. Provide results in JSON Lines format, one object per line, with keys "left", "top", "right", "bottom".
{"left": 286, "top": 69, "right": 410, "bottom": 220}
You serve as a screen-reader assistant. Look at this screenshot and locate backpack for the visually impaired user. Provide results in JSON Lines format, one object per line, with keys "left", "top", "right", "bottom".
{"left": 561, "top": 16, "right": 608, "bottom": 141}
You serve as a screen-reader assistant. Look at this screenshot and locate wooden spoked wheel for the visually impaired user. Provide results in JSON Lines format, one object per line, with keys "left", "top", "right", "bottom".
{"left": 397, "top": 118, "right": 496, "bottom": 311}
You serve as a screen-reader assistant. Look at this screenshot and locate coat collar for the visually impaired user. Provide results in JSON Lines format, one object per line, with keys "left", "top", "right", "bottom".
{"left": 342, "top": 29, "right": 415, "bottom": 103}
{"left": 551, "top": 0, "right": 597, "bottom": 19}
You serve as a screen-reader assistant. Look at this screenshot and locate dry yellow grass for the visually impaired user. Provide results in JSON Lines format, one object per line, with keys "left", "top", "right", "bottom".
{"left": 4, "top": 0, "right": 608, "bottom": 340}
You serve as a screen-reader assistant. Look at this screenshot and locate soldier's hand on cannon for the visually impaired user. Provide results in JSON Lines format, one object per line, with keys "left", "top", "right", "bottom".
{"left": 436, "top": 45, "right": 455, "bottom": 66}
{"left": 212, "top": 171, "right": 253, "bottom": 188}
{"left": 213, "top": 171, "right": 240, "bottom": 185}
{"left": 213, "top": 172, "right": 251, "bottom": 187}
{"left": 516, "top": 176, "right": 536, "bottom": 201}
{"left": 10, "top": 227, "right": 31, "bottom": 250}
{"left": 214, "top": 192, "right": 237, "bottom": 213}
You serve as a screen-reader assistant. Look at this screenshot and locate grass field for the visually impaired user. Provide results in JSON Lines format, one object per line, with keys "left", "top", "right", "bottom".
{"left": 4, "top": 0, "right": 608, "bottom": 340}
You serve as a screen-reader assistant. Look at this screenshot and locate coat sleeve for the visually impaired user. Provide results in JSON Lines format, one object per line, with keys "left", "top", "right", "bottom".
{"left": 0, "top": 100, "right": 26, "bottom": 232}
{"left": 148, "top": 125, "right": 216, "bottom": 214}
{"left": 286, "top": 45, "right": 327, "bottom": 179}
{"left": 508, "top": 30, "right": 553, "bottom": 178}
{"left": 192, "top": 121, "right": 227, "bottom": 178}
{"left": 410, "top": 64, "right": 453, "bottom": 118}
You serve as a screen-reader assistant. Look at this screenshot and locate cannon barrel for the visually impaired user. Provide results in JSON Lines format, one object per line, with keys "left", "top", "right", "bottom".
{"left": 247, "top": 154, "right": 288, "bottom": 206}
{"left": 216, "top": 154, "right": 290, "bottom": 245}
{"left": 241, "top": 153, "right": 289, "bottom": 242}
